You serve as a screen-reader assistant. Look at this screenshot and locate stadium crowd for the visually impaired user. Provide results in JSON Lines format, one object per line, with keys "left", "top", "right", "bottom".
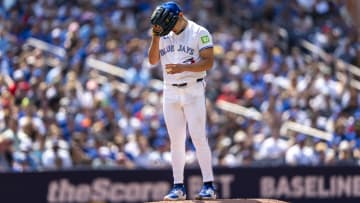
{"left": 0, "top": 0, "right": 359, "bottom": 172}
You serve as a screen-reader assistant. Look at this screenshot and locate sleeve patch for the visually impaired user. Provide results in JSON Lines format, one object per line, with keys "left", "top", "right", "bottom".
{"left": 200, "top": 35, "right": 210, "bottom": 44}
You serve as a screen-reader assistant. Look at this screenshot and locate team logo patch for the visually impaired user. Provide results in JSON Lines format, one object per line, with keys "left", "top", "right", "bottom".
{"left": 201, "top": 35, "right": 209, "bottom": 44}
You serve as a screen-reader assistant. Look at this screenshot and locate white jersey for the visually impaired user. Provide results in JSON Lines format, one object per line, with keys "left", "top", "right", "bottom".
{"left": 159, "top": 20, "right": 213, "bottom": 84}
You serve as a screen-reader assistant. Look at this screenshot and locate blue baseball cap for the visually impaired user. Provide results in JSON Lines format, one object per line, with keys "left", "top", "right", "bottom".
{"left": 161, "top": 1, "right": 182, "bottom": 15}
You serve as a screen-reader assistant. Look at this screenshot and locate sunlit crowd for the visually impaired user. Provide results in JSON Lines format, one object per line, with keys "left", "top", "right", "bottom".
{"left": 0, "top": 0, "right": 359, "bottom": 172}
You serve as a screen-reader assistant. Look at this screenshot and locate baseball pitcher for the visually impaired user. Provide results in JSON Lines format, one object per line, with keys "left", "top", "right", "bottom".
{"left": 148, "top": 1, "right": 216, "bottom": 201}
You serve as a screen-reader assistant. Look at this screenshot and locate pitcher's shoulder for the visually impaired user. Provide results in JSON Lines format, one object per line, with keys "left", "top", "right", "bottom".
{"left": 188, "top": 20, "right": 211, "bottom": 34}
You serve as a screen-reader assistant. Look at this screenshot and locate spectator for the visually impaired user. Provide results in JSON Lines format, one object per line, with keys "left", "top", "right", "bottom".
{"left": 335, "top": 140, "right": 356, "bottom": 165}
{"left": 257, "top": 126, "right": 289, "bottom": 165}
{"left": 285, "top": 134, "right": 317, "bottom": 166}
{"left": 70, "top": 132, "right": 92, "bottom": 168}
{"left": 42, "top": 139, "right": 72, "bottom": 170}
{"left": 12, "top": 141, "right": 39, "bottom": 171}
{"left": 92, "top": 146, "right": 117, "bottom": 169}
{"left": 313, "top": 141, "right": 335, "bottom": 166}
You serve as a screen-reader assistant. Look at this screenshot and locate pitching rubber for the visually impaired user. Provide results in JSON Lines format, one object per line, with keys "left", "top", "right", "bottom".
{"left": 147, "top": 198, "right": 289, "bottom": 203}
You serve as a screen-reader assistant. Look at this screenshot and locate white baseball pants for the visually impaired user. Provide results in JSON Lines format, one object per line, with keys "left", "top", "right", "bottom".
{"left": 163, "top": 80, "right": 214, "bottom": 184}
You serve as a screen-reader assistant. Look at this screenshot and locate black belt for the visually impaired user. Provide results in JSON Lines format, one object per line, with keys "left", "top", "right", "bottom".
{"left": 171, "top": 78, "right": 204, "bottom": 87}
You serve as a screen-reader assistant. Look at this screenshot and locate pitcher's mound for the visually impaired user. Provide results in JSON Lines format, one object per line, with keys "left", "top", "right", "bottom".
{"left": 147, "top": 199, "right": 288, "bottom": 203}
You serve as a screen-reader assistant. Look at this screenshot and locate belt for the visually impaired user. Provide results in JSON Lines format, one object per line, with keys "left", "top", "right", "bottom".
{"left": 171, "top": 78, "right": 204, "bottom": 87}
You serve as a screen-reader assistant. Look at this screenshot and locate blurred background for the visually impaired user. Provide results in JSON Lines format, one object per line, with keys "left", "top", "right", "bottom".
{"left": 0, "top": 0, "right": 359, "bottom": 202}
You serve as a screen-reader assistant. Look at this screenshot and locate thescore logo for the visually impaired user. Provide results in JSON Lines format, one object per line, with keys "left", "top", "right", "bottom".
{"left": 260, "top": 175, "right": 360, "bottom": 198}
{"left": 47, "top": 178, "right": 169, "bottom": 203}
{"left": 47, "top": 174, "right": 235, "bottom": 202}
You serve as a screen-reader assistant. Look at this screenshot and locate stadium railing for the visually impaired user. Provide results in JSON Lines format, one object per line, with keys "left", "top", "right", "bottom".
{"left": 301, "top": 39, "right": 360, "bottom": 90}
{"left": 216, "top": 100, "right": 333, "bottom": 141}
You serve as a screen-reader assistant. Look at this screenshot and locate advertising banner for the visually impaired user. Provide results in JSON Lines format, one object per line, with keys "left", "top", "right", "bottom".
{"left": 0, "top": 166, "right": 359, "bottom": 203}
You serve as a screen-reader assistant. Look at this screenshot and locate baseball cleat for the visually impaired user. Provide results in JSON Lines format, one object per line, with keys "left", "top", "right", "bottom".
{"left": 195, "top": 183, "right": 217, "bottom": 200}
{"left": 163, "top": 184, "right": 187, "bottom": 201}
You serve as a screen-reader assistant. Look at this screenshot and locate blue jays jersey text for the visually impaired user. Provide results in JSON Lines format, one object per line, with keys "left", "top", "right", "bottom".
{"left": 160, "top": 44, "right": 194, "bottom": 56}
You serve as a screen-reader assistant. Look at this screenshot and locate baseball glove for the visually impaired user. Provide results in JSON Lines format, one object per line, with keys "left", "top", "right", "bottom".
{"left": 150, "top": 2, "right": 181, "bottom": 36}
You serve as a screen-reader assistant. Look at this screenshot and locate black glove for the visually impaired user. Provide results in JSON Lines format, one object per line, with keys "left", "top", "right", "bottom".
{"left": 150, "top": 6, "right": 179, "bottom": 36}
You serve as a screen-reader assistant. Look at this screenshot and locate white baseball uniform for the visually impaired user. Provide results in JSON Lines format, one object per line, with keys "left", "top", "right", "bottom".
{"left": 158, "top": 20, "right": 214, "bottom": 184}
